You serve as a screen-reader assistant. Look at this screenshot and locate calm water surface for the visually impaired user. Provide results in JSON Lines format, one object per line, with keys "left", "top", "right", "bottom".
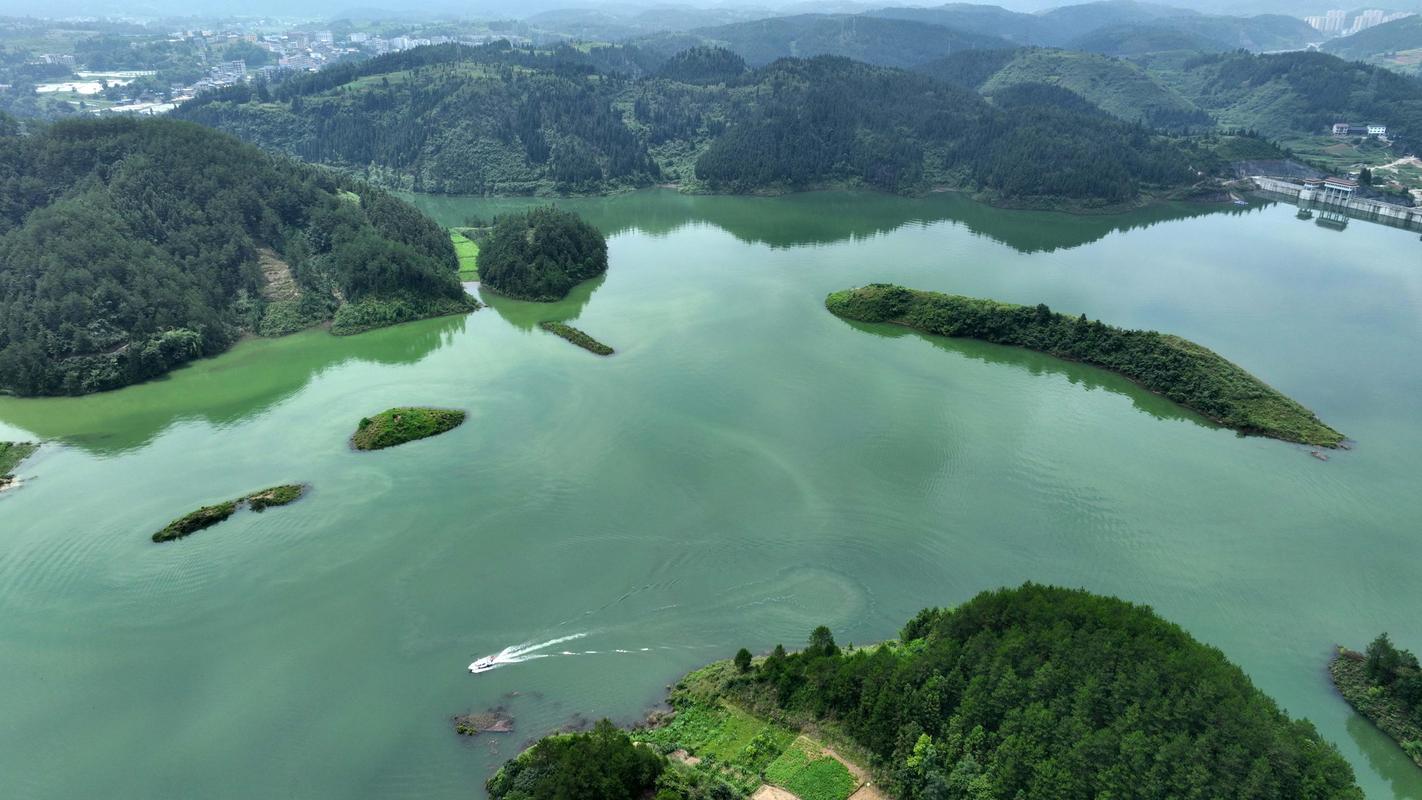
{"left": 1, "top": 191, "right": 1420, "bottom": 799}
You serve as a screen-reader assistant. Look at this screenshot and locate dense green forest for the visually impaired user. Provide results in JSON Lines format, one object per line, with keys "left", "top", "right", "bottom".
{"left": 0, "top": 116, "right": 475, "bottom": 396}
{"left": 917, "top": 48, "right": 1212, "bottom": 131}
{"left": 736, "top": 585, "right": 1363, "bottom": 800}
{"left": 1148, "top": 50, "right": 1422, "bottom": 142}
{"left": 826, "top": 284, "right": 1343, "bottom": 446}
{"left": 1331, "top": 635, "right": 1422, "bottom": 767}
{"left": 489, "top": 585, "right": 1365, "bottom": 800}
{"left": 479, "top": 207, "right": 608, "bottom": 301}
{"left": 178, "top": 43, "right": 1198, "bottom": 205}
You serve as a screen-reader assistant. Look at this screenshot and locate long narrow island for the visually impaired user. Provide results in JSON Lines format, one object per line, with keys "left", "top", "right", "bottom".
{"left": 826, "top": 284, "right": 1344, "bottom": 447}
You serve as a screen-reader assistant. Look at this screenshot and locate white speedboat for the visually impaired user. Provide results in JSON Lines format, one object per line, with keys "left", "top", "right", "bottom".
{"left": 468, "top": 656, "right": 497, "bottom": 674}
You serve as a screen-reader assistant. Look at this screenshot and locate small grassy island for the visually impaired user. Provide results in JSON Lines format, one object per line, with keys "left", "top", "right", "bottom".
{"left": 350, "top": 407, "right": 466, "bottom": 451}
{"left": 153, "top": 484, "right": 307, "bottom": 543}
{"left": 1331, "top": 635, "right": 1422, "bottom": 768}
{"left": 826, "top": 284, "right": 1345, "bottom": 447}
{"left": 538, "top": 322, "right": 614, "bottom": 356}
{"left": 486, "top": 584, "right": 1363, "bottom": 800}
{"left": 478, "top": 207, "right": 608, "bottom": 302}
{"left": 0, "top": 441, "right": 39, "bottom": 489}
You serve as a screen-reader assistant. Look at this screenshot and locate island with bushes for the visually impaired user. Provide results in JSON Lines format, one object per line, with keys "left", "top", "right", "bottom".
{"left": 478, "top": 207, "right": 608, "bottom": 302}
{"left": 351, "top": 407, "right": 466, "bottom": 451}
{"left": 486, "top": 584, "right": 1364, "bottom": 800}
{"left": 0, "top": 441, "right": 38, "bottom": 490}
{"left": 538, "top": 322, "right": 614, "bottom": 356}
{"left": 826, "top": 284, "right": 1344, "bottom": 447}
{"left": 1331, "top": 635, "right": 1422, "bottom": 767}
{"left": 152, "top": 484, "right": 307, "bottom": 543}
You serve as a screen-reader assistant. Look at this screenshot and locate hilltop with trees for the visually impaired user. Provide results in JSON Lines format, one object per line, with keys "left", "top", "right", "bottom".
{"left": 486, "top": 584, "right": 1365, "bottom": 800}
{"left": 0, "top": 116, "right": 476, "bottom": 396}
{"left": 479, "top": 207, "right": 608, "bottom": 301}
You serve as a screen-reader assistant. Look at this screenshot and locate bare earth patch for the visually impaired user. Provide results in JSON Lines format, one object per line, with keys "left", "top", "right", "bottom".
{"left": 669, "top": 749, "right": 702, "bottom": 766}
{"left": 752, "top": 786, "right": 801, "bottom": 800}
{"left": 258, "top": 248, "right": 300, "bottom": 302}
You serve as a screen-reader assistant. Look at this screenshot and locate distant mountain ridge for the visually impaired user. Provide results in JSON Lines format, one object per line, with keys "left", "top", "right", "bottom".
{"left": 631, "top": 13, "right": 1011, "bottom": 68}
{"left": 865, "top": 1, "right": 1315, "bottom": 52}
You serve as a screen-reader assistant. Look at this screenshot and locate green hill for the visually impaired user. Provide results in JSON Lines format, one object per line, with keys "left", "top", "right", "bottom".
{"left": 0, "top": 117, "right": 475, "bottom": 396}
{"left": 1322, "top": 15, "right": 1422, "bottom": 76}
{"left": 1148, "top": 50, "right": 1422, "bottom": 141}
{"left": 486, "top": 584, "right": 1366, "bottom": 800}
{"left": 631, "top": 13, "right": 1012, "bottom": 68}
{"left": 179, "top": 44, "right": 1197, "bottom": 206}
{"left": 1069, "top": 14, "right": 1318, "bottom": 56}
{"left": 919, "top": 47, "right": 1212, "bottom": 130}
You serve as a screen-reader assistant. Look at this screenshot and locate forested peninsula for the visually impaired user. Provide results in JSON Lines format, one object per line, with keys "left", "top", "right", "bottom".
{"left": 0, "top": 116, "right": 477, "bottom": 397}
{"left": 826, "top": 284, "right": 1343, "bottom": 447}
{"left": 176, "top": 43, "right": 1196, "bottom": 206}
{"left": 1331, "top": 636, "right": 1422, "bottom": 768}
{"left": 485, "top": 584, "right": 1364, "bottom": 800}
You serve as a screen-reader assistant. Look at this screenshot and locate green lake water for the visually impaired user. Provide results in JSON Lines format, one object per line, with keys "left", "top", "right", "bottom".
{"left": 1, "top": 190, "right": 1420, "bottom": 798}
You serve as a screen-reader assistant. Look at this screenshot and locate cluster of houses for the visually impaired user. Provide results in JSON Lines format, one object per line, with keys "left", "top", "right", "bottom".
{"left": 1332, "top": 122, "right": 1388, "bottom": 138}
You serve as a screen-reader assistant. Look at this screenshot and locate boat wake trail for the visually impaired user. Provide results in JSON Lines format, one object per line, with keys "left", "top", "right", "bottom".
{"left": 491, "top": 632, "right": 589, "bottom": 665}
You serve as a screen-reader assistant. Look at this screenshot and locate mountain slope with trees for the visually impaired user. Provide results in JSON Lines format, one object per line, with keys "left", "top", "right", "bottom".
{"left": 630, "top": 13, "right": 1012, "bottom": 69}
{"left": 179, "top": 43, "right": 1198, "bottom": 206}
{"left": 0, "top": 116, "right": 474, "bottom": 396}
{"left": 1147, "top": 50, "right": 1422, "bottom": 141}
{"left": 1322, "top": 16, "right": 1422, "bottom": 76}
{"left": 917, "top": 47, "right": 1212, "bottom": 130}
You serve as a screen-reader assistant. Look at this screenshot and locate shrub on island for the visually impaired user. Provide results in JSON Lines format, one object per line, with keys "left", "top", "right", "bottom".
{"left": 826, "top": 284, "right": 1344, "bottom": 447}
{"left": 479, "top": 207, "right": 607, "bottom": 301}
{"left": 351, "top": 407, "right": 466, "bottom": 451}
{"left": 538, "top": 322, "right": 614, "bottom": 355}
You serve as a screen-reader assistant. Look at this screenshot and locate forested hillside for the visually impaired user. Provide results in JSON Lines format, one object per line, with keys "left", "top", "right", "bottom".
{"left": 1068, "top": 14, "right": 1317, "bottom": 56}
{"left": 1149, "top": 50, "right": 1422, "bottom": 141}
{"left": 0, "top": 117, "right": 475, "bottom": 396}
{"left": 489, "top": 584, "right": 1366, "bottom": 800}
{"left": 731, "top": 585, "right": 1365, "bottom": 800}
{"left": 179, "top": 43, "right": 1197, "bottom": 205}
{"left": 1322, "top": 16, "right": 1422, "bottom": 76}
{"left": 917, "top": 47, "right": 1211, "bottom": 130}
{"left": 630, "top": 14, "right": 1011, "bottom": 68}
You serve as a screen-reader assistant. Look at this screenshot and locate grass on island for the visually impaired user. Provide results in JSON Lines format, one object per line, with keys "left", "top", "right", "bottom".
{"left": 351, "top": 407, "right": 466, "bottom": 451}
{"left": 153, "top": 501, "right": 238, "bottom": 543}
{"left": 1, "top": 441, "right": 39, "bottom": 486}
{"left": 1331, "top": 647, "right": 1422, "bottom": 767}
{"left": 826, "top": 284, "right": 1345, "bottom": 448}
{"left": 538, "top": 321, "right": 614, "bottom": 355}
{"left": 247, "top": 484, "right": 307, "bottom": 512}
{"left": 451, "top": 230, "right": 480, "bottom": 281}
{"left": 152, "top": 484, "right": 308, "bottom": 543}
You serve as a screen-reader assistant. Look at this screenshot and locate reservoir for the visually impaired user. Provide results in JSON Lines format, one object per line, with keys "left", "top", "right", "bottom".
{"left": 1, "top": 191, "right": 1419, "bottom": 798}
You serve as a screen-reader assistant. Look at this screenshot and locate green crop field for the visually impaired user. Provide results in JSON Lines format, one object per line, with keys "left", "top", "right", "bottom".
{"left": 765, "top": 738, "right": 858, "bottom": 800}
{"left": 450, "top": 230, "right": 479, "bottom": 280}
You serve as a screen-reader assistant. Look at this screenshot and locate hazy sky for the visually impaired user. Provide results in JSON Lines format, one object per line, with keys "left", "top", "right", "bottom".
{"left": 1, "top": 0, "right": 1418, "bottom": 23}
